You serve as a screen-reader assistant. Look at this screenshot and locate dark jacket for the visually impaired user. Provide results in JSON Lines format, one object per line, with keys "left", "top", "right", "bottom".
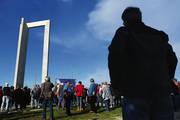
{"left": 0, "top": 88, "right": 3, "bottom": 97}
{"left": 41, "top": 81, "right": 54, "bottom": 99}
{"left": 14, "top": 88, "right": 24, "bottom": 104}
{"left": 3, "top": 87, "right": 10, "bottom": 96}
{"left": 108, "top": 22, "right": 178, "bottom": 97}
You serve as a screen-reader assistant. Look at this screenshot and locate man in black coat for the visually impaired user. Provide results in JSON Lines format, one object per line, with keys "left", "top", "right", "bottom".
{"left": 14, "top": 87, "right": 24, "bottom": 111}
{"left": 108, "top": 7, "right": 178, "bottom": 120}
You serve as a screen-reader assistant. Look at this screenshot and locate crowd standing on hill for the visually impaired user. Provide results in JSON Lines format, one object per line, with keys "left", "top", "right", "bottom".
{"left": 0, "top": 83, "right": 31, "bottom": 112}
{"left": 0, "top": 76, "right": 180, "bottom": 120}
{"left": 0, "top": 77, "right": 121, "bottom": 119}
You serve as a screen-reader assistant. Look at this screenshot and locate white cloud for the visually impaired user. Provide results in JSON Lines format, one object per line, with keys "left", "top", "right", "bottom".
{"left": 49, "top": 29, "right": 108, "bottom": 54}
{"left": 50, "top": 31, "right": 92, "bottom": 50}
{"left": 86, "top": 0, "right": 180, "bottom": 41}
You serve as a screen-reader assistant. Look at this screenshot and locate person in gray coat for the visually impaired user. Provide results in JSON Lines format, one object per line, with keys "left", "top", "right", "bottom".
{"left": 41, "top": 76, "right": 54, "bottom": 120}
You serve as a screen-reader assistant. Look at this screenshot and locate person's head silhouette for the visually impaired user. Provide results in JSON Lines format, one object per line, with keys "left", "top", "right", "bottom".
{"left": 122, "top": 7, "right": 142, "bottom": 27}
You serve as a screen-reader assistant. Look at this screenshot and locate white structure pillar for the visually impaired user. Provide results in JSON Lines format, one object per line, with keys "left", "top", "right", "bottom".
{"left": 42, "top": 20, "right": 50, "bottom": 83}
{"left": 14, "top": 18, "right": 51, "bottom": 89}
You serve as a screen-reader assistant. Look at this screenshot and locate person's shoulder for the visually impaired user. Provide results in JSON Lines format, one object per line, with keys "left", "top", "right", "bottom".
{"left": 117, "top": 26, "right": 126, "bottom": 31}
{"left": 155, "top": 30, "right": 169, "bottom": 42}
{"left": 80, "top": 84, "right": 84, "bottom": 89}
{"left": 41, "top": 83, "right": 45, "bottom": 87}
{"left": 93, "top": 83, "right": 97, "bottom": 87}
{"left": 116, "top": 26, "right": 128, "bottom": 35}
{"left": 50, "top": 82, "right": 54, "bottom": 87}
{"left": 145, "top": 25, "right": 167, "bottom": 35}
{"left": 145, "top": 25, "right": 169, "bottom": 42}
{"left": 46, "top": 81, "right": 51, "bottom": 85}
{"left": 158, "top": 30, "right": 168, "bottom": 38}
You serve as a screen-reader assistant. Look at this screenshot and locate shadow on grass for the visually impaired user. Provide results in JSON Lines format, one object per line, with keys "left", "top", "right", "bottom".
{"left": 0, "top": 110, "right": 42, "bottom": 120}
{"left": 54, "top": 109, "right": 101, "bottom": 120}
{"left": 54, "top": 110, "right": 90, "bottom": 119}
{"left": 0, "top": 107, "right": 121, "bottom": 120}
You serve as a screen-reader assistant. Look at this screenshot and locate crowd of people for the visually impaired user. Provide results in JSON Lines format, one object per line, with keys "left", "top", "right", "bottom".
{"left": 0, "top": 77, "right": 121, "bottom": 120}
{"left": 0, "top": 83, "right": 31, "bottom": 112}
{"left": 0, "top": 5, "right": 179, "bottom": 120}
{"left": 39, "top": 77, "right": 121, "bottom": 120}
{"left": 1, "top": 77, "right": 180, "bottom": 119}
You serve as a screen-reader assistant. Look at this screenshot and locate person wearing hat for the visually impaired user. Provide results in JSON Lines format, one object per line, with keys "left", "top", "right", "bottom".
{"left": 88, "top": 78, "right": 97, "bottom": 113}
{"left": 63, "top": 81, "right": 73, "bottom": 116}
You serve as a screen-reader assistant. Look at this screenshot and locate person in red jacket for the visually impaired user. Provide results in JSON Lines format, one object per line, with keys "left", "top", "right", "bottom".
{"left": 75, "top": 81, "right": 84, "bottom": 111}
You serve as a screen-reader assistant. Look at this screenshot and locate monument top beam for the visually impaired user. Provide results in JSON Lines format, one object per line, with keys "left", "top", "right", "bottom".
{"left": 27, "top": 20, "right": 50, "bottom": 28}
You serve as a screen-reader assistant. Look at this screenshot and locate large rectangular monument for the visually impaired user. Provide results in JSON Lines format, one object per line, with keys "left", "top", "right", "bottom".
{"left": 14, "top": 18, "right": 51, "bottom": 89}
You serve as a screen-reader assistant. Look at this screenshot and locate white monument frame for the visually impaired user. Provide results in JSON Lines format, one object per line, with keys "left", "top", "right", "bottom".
{"left": 14, "top": 18, "right": 50, "bottom": 88}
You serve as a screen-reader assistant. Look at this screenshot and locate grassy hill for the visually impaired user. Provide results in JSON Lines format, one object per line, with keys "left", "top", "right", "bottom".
{"left": 0, "top": 107, "right": 122, "bottom": 120}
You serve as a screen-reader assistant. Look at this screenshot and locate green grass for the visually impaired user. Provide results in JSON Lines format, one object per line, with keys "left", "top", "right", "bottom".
{"left": 0, "top": 107, "right": 122, "bottom": 120}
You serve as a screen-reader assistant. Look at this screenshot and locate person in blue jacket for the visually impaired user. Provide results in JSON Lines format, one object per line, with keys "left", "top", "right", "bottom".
{"left": 88, "top": 78, "right": 97, "bottom": 113}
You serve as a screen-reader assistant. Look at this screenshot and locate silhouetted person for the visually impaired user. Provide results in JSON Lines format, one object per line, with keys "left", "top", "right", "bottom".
{"left": 20, "top": 86, "right": 30, "bottom": 109}
{"left": 108, "top": 7, "right": 178, "bottom": 120}
{"left": 14, "top": 87, "right": 24, "bottom": 111}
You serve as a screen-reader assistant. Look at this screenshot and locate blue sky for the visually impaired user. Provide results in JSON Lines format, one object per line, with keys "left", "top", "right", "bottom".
{"left": 0, "top": 0, "right": 179, "bottom": 87}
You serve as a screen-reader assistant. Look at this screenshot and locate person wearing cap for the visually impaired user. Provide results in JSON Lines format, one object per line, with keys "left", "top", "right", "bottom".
{"left": 108, "top": 7, "right": 178, "bottom": 120}
{"left": 40, "top": 76, "right": 54, "bottom": 120}
{"left": 63, "top": 81, "right": 73, "bottom": 116}
{"left": 88, "top": 78, "right": 97, "bottom": 113}
{"left": 1, "top": 83, "right": 10, "bottom": 112}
